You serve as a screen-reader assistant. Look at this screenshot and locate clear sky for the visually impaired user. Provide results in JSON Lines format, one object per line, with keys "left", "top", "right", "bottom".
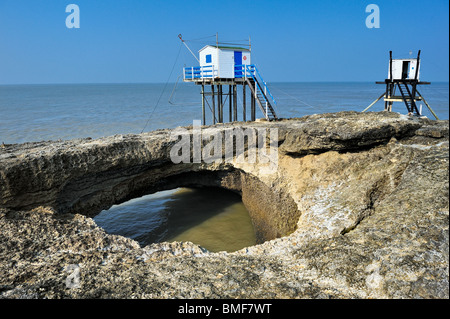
{"left": 0, "top": 0, "right": 448, "bottom": 84}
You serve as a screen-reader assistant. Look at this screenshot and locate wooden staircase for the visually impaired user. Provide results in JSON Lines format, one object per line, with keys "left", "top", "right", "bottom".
{"left": 397, "top": 81, "right": 420, "bottom": 115}
{"left": 245, "top": 77, "right": 278, "bottom": 121}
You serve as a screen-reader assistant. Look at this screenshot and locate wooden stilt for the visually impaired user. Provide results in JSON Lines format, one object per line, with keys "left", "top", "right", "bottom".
{"left": 389, "top": 51, "right": 393, "bottom": 82}
{"left": 229, "top": 85, "right": 232, "bottom": 122}
{"left": 416, "top": 90, "right": 439, "bottom": 120}
{"left": 233, "top": 85, "right": 237, "bottom": 121}
{"left": 388, "top": 83, "right": 395, "bottom": 111}
{"left": 411, "top": 50, "right": 421, "bottom": 100}
{"left": 384, "top": 82, "right": 390, "bottom": 111}
{"left": 251, "top": 82, "right": 256, "bottom": 121}
{"left": 211, "top": 85, "right": 215, "bottom": 125}
{"left": 243, "top": 84, "right": 246, "bottom": 121}
{"left": 386, "top": 51, "right": 393, "bottom": 112}
{"left": 216, "top": 85, "right": 220, "bottom": 123}
{"left": 219, "top": 85, "right": 223, "bottom": 123}
{"left": 201, "top": 84, "right": 205, "bottom": 125}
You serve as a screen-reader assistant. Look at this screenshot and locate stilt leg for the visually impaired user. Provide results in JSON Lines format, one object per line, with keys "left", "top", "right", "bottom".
{"left": 201, "top": 84, "right": 205, "bottom": 125}
{"left": 243, "top": 84, "right": 246, "bottom": 121}
{"left": 229, "top": 85, "right": 232, "bottom": 122}
{"left": 211, "top": 85, "right": 215, "bottom": 124}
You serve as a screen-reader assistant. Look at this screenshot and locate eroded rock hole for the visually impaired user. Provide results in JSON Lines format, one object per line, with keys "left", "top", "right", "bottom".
{"left": 93, "top": 187, "right": 257, "bottom": 252}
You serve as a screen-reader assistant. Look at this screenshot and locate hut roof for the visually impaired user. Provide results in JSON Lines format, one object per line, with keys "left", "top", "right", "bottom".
{"left": 199, "top": 45, "right": 250, "bottom": 52}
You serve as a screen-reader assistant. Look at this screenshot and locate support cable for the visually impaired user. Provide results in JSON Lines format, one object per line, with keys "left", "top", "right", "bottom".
{"left": 140, "top": 42, "right": 183, "bottom": 133}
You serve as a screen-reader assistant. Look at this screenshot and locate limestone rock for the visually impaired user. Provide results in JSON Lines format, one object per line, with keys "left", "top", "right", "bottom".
{"left": 0, "top": 111, "right": 448, "bottom": 298}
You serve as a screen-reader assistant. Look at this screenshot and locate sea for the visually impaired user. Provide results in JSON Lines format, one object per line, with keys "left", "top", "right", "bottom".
{"left": 1, "top": 82, "right": 448, "bottom": 251}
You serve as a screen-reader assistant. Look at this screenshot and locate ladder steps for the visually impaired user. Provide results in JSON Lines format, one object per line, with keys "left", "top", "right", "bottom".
{"left": 245, "top": 76, "right": 278, "bottom": 120}
{"left": 397, "top": 81, "right": 418, "bottom": 114}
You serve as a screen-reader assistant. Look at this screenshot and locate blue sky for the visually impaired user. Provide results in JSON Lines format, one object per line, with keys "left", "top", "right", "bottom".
{"left": 0, "top": 0, "right": 448, "bottom": 84}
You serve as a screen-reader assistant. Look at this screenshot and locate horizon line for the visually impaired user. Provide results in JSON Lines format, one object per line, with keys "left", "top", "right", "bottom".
{"left": 1, "top": 80, "right": 449, "bottom": 86}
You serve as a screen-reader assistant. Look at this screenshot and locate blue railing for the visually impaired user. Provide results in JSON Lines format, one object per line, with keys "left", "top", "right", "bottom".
{"left": 183, "top": 65, "right": 216, "bottom": 80}
{"left": 183, "top": 63, "right": 277, "bottom": 110}
{"left": 234, "top": 64, "right": 255, "bottom": 78}
{"left": 235, "top": 64, "right": 277, "bottom": 108}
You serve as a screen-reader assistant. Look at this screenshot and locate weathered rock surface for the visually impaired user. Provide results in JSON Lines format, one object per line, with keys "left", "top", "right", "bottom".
{"left": 0, "top": 111, "right": 448, "bottom": 298}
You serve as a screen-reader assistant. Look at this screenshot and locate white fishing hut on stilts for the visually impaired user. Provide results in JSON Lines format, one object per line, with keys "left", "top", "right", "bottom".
{"left": 179, "top": 34, "right": 278, "bottom": 125}
{"left": 364, "top": 50, "right": 439, "bottom": 120}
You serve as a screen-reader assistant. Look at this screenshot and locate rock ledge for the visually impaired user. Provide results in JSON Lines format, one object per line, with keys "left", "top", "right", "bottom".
{"left": 0, "top": 111, "right": 448, "bottom": 298}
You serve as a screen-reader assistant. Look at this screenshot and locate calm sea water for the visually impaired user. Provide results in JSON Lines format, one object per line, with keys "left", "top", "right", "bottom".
{"left": 1, "top": 82, "right": 448, "bottom": 144}
{"left": 1, "top": 82, "right": 448, "bottom": 251}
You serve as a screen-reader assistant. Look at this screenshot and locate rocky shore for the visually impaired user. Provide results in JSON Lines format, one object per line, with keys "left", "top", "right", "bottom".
{"left": 0, "top": 111, "right": 448, "bottom": 298}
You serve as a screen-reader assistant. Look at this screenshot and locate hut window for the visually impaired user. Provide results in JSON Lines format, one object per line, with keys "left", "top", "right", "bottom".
{"left": 206, "top": 54, "right": 212, "bottom": 63}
